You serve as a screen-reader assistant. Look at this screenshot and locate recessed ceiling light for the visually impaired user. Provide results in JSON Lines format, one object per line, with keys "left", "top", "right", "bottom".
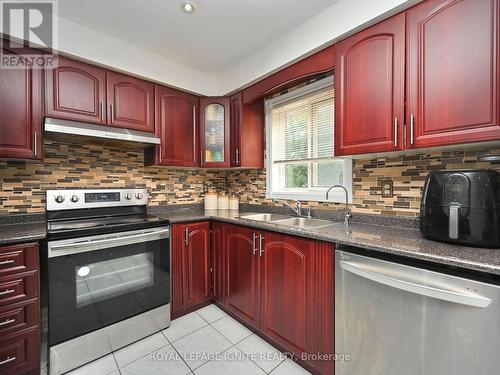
{"left": 182, "top": 1, "right": 196, "bottom": 14}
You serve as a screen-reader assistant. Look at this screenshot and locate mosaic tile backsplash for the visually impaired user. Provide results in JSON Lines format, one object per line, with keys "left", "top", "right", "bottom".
{"left": 226, "top": 147, "right": 500, "bottom": 217}
{"left": 0, "top": 140, "right": 225, "bottom": 214}
{"left": 0, "top": 140, "right": 499, "bottom": 217}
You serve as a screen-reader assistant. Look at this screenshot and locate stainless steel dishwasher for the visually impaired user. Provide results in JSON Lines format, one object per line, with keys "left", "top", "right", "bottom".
{"left": 335, "top": 246, "right": 500, "bottom": 375}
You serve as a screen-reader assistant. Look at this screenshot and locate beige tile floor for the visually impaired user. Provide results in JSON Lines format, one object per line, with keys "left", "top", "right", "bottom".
{"left": 54, "top": 304, "right": 312, "bottom": 375}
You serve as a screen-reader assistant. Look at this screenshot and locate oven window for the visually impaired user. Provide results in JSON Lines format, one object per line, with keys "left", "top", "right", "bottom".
{"left": 48, "top": 237, "right": 170, "bottom": 346}
{"left": 76, "top": 253, "right": 154, "bottom": 307}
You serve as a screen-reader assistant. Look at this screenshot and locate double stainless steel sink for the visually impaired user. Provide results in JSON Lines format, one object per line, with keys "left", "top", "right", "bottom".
{"left": 239, "top": 213, "right": 334, "bottom": 229}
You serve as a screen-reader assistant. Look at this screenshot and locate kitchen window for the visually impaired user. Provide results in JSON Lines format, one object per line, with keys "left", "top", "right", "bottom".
{"left": 265, "top": 76, "right": 352, "bottom": 202}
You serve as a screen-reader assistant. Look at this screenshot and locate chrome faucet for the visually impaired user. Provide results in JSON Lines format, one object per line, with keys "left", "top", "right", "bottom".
{"left": 325, "top": 185, "right": 352, "bottom": 230}
{"left": 274, "top": 199, "right": 307, "bottom": 217}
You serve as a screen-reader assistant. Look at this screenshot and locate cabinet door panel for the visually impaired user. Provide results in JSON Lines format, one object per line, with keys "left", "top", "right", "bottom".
{"left": 106, "top": 71, "right": 154, "bottom": 132}
{"left": 212, "top": 223, "right": 224, "bottom": 303}
{"left": 230, "top": 93, "right": 242, "bottom": 167}
{"left": 260, "top": 232, "right": 316, "bottom": 355}
{"left": 171, "top": 224, "right": 185, "bottom": 317}
{"left": 407, "top": 0, "right": 500, "bottom": 148}
{"left": 45, "top": 57, "right": 106, "bottom": 124}
{"left": 335, "top": 13, "right": 405, "bottom": 155}
{"left": 225, "top": 225, "right": 260, "bottom": 329}
{"left": 199, "top": 97, "right": 230, "bottom": 168}
{"left": 0, "top": 50, "right": 42, "bottom": 159}
{"left": 183, "top": 222, "right": 211, "bottom": 308}
{"left": 155, "top": 85, "right": 199, "bottom": 166}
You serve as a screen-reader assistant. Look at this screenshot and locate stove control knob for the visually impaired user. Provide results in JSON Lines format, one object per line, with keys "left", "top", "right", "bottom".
{"left": 135, "top": 192, "right": 143, "bottom": 200}
{"left": 125, "top": 193, "right": 132, "bottom": 200}
{"left": 70, "top": 195, "right": 79, "bottom": 203}
{"left": 55, "top": 195, "right": 65, "bottom": 203}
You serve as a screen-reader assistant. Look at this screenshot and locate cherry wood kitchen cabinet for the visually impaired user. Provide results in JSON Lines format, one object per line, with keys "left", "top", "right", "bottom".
{"left": 211, "top": 222, "right": 224, "bottom": 303}
{"left": 46, "top": 58, "right": 155, "bottom": 133}
{"left": 0, "top": 242, "right": 40, "bottom": 375}
{"left": 171, "top": 222, "right": 212, "bottom": 317}
{"left": 224, "top": 224, "right": 261, "bottom": 329}
{"left": 199, "top": 97, "right": 230, "bottom": 168}
{"left": 106, "top": 71, "right": 155, "bottom": 133}
{"left": 223, "top": 224, "right": 334, "bottom": 374}
{"left": 242, "top": 45, "right": 335, "bottom": 104}
{"left": 229, "top": 92, "right": 264, "bottom": 168}
{"left": 45, "top": 57, "right": 106, "bottom": 125}
{"left": 335, "top": 13, "right": 405, "bottom": 156}
{"left": 150, "top": 85, "right": 199, "bottom": 167}
{"left": 406, "top": 0, "right": 500, "bottom": 148}
{"left": 0, "top": 48, "right": 42, "bottom": 160}
{"left": 260, "top": 231, "right": 317, "bottom": 358}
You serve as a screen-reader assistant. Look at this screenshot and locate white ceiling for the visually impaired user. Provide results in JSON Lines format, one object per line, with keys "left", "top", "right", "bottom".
{"left": 59, "top": 0, "right": 340, "bottom": 75}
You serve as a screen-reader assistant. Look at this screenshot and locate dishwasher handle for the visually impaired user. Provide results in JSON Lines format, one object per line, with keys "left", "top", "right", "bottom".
{"left": 339, "top": 260, "right": 492, "bottom": 308}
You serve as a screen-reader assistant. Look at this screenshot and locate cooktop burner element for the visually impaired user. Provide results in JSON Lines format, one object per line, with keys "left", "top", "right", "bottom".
{"left": 46, "top": 189, "right": 168, "bottom": 240}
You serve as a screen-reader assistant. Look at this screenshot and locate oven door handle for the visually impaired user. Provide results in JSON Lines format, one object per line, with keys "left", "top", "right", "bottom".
{"left": 48, "top": 227, "right": 170, "bottom": 257}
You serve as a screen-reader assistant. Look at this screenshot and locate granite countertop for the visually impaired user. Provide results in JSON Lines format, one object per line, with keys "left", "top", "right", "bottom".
{"left": 0, "top": 221, "right": 47, "bottom": 246}
{"left": 1, "top": 207, "right": 499, "bottom": 276}
{"left": 152, "top": 208, "right": 500, "bottom": 276}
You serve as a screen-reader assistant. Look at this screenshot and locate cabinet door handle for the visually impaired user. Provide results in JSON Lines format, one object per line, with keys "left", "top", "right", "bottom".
{"left": 184, "top": 227, "right": 189, "bottom": 246}
{"left": 33, "top": 132, "right": 38, "bottom": 157}
{"left": 0, "top": 356, "right": 16, "bottom": 366}
{"left": 252, "top": 233, "right": 257, "bottom": 255}
{"left": 394, "top": 118, "right": 398, "bottom": 147}
{"left": 235, "top": 148, "right": 240, "bottom": 166}
{"left": 200, "top": 150, "right": 204, "bottom": 166}
{"left": 259, "top": 235, "right": 264, "bottom": 257}
{"left": 110, "top": 104, "right": 114, "bottom": 122}
{"left": 159, "top": 146, "right": 162, "bottom": 161}
{"left": 0, "top": 318, "right": 15, "bottom": 327}
{"left": 0, "top": 259, "right": 14, "bottom": 266}
{"left": 193, "top": 104, "right": 198, "bottom": 165}
{"left": 410, "top": 114, "right": 415, "bottom": 145}
{"left": 100, "top": 102, "right": 104, "bottom": 122}
{"left": 0, "top": 289, "right": 15, "bottom": 297}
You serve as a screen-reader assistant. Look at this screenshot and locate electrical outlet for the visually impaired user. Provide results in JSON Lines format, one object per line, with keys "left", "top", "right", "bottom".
{"left": 381, "top": 180, "right": 393, "bottom": 198}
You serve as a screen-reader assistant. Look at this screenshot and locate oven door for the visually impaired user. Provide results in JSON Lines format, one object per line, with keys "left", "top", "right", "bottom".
{"left": 47, "top": 227, "right": 170, "bottom": 347}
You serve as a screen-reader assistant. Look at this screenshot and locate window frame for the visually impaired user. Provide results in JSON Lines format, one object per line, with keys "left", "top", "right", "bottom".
{"left": 265, "top": 76, "right": 352, "bottom": 203}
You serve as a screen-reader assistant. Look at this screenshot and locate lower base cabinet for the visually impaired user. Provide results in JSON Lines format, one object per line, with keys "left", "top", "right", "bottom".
{"left": 225, "top": 225, "right": 261, "bottom": 329}
{"left": 171, "top": 222, "right": 212, "bottom": 318}
{"left": 0, "top": 243, "right": 40, "bottom": 375}
{"left": 172, "top": 222, "right": 334, "bottom": 374}
{"left": 224, "top": 224, "right": 334, "bottom": 375}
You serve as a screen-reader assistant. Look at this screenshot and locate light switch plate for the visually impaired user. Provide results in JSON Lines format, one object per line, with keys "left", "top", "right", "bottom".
{"left": 381, "top": 180, "right": 393, "bottom": 198}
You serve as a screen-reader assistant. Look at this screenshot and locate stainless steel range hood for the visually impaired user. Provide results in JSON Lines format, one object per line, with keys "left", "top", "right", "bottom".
{"left": 44, "top": 118, "right": 160, "bottom": 149}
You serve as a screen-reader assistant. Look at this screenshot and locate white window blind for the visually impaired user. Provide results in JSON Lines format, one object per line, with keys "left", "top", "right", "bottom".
{"left": 271, "top": 86, "right": 334, "bottom": 164}
{"left": 265, "top": 76, "right": 352, "bottom": 202}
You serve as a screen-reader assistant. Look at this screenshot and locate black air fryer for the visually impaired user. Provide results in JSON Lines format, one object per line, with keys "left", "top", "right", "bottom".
{"left": 420, "top": 169, "right": 500, "bottom": 248}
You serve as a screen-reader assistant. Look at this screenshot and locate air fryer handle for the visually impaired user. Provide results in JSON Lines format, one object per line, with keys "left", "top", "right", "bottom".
{"left": 449, "top": 205, "right": 460, "bottom": 239}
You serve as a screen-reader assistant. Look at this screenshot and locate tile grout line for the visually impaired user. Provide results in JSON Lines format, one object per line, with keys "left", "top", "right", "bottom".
{"left": 117, "top": 343, "right": 171, "bottom": 372}
{"left": 167, "top": 338, "right": 195, "bottom": 374}
{"left": 209, "top": 319, "right": 253, "bottom": 347}
{"left": 162, "top": 321, "right": 209, "bottom": 344}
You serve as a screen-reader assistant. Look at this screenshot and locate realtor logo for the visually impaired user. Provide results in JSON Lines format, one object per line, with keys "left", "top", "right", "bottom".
{"left": 0, "top": 0, "right": 58, "bottom": 69}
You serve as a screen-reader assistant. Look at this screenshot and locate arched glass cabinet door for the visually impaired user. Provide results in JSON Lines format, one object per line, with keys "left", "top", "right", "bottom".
{"left": 200, "top": 97, "right": 230, "bottom": 167}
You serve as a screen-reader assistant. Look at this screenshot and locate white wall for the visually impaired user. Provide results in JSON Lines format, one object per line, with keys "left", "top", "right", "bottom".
{"left": 55, "top": 0, "right": 420, "bottom": 96}
{"left": 56, "top": 17, "right": 218, "bottom": 96}
{"left": 216, "top": 0, "right": 420, "bottom": 95}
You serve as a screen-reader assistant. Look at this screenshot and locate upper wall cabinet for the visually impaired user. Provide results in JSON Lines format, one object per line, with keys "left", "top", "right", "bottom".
{"left": 45, "top": 57, "right": 106, "bottom": 125}
{"left": 0, "top": 48, "right": 43, "bottom": 160}
{"left": 199, "top": 97, "right": 230, "bottom": 168}
{"left": 45, "top": 58, "right": 155, "bottom": 133}
{"left": 230, "top": 92, "right": 264, "bottom": 168}
{"left": 335, "top": 14, "right": 405, "bottom": 156}
{"left": 152, "top": 85, "right": 199, "bottom": 167}
{"left": 106, "top": 71, "right": 155, "bottom": 133}
{"left": 406, "top": 0, "right": 500, "bottom": 148}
